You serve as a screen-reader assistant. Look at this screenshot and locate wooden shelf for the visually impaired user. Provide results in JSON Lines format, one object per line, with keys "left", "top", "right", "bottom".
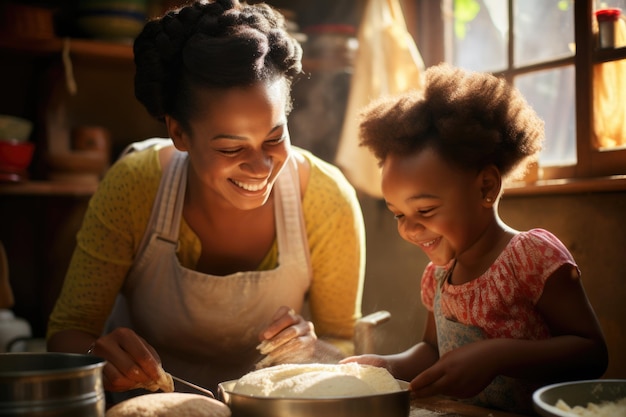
{"left": 505, "top": 175, "right": 626, "bottom": 196}
{"left": 0, "top": 180, "right": 97, "bottom": 196}
{"left": 594, "top": 45, "right": 626, "bottom": 63}
{"left": 0, "top": 36, "right": 133, "bottom": 61}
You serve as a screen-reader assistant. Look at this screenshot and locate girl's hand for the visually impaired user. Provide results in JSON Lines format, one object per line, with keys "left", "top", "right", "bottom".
{"left": 88, "top": 327, "right": 166, "bottom": 392}
{"left": 409, "top": 341, "right": 496, "bottom": 399}
{"left": 340, "top": 354, "right": 390, "bottom": 370}
{"left": 255, "top": 306, "right": 342, "bottom": 368}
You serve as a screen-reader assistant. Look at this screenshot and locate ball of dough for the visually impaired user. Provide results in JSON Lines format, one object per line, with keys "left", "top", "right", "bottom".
{"left": 232, "top": 363, "right": 402, "bottom": 398}
{"left": 105, "top": 393, "right": 231, "bottom": 417}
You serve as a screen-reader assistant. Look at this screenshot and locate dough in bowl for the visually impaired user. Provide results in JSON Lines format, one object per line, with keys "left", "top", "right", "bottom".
{"left": 105, "top": 393, "right": 231, "bottom": 417}
{"left": 232, "top": 363, "right": 402, "bottom": 398}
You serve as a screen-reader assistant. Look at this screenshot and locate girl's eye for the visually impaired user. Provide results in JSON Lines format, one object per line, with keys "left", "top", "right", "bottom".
{"left": 393, "top": 207, "right": 435, "bottom": 220}
{"left": 418, "top": 207, "right": 435, "bottom": 215}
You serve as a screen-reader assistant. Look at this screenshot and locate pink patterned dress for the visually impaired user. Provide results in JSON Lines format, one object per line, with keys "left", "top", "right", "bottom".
{"left": 421, "top": 229, "right": 578, "bottom": 414}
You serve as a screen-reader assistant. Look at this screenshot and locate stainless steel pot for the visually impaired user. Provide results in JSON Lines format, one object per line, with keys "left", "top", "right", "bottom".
{"left": 218, "top": 379, "right": 411, "bottom": 417}
{"left": 0, "top": 352, "right": 106, "bottom": 416}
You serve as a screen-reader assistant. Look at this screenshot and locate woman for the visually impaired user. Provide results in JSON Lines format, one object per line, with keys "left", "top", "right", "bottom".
{"left": 47, "top": 0, "right": 365, "bottom": 397}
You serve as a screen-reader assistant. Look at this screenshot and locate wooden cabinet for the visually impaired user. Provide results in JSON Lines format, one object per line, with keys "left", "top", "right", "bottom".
{"left": 0, "top": 36, "right": 166, "bottom": 337}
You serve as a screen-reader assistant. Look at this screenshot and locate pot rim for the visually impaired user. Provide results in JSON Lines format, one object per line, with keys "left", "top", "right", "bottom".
{"left": 0, "top": 352, "right": 106, "bottom": 378}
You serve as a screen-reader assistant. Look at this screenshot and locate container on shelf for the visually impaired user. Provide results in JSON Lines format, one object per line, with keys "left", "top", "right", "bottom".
{"left": 0, "top": 310, "right": 31, "bottom": 353}
{"left": 0, "top": 2, "right": 56, "bottom": 39}
{"left": 595, "top": 8, "right": 623, "bottom": 49}
{"left": 75, "top": 0, "right": 148, "bottom": 43}
{"left": 0, "top": 140, "right": 35, "bottom": 183}
{"left": 301, "top": 24, "right": 359, "bottom": 71}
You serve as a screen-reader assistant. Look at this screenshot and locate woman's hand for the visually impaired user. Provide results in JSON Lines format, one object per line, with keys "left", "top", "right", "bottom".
{"left": 255, "top": 306, "right": 343, "bottom": 368}
{"left": 88, "top": 327, "right": 166, "bottom": 392}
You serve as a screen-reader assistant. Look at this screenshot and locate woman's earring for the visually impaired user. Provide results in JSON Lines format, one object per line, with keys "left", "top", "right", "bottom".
{"left": 485, "top": 196, "right": 493, "bottom": 203}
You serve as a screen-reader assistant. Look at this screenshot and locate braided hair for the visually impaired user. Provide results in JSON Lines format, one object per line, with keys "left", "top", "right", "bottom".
{"left": 133, "top": 0, "right": 303, "bottom": 130}
{"left": 359, "top": 63, "right": 544, "bottom": 182}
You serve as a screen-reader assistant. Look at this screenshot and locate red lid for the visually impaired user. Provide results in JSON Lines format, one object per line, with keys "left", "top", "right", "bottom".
{"left": 595, "top": 8, "right": 621, "bottom": 22}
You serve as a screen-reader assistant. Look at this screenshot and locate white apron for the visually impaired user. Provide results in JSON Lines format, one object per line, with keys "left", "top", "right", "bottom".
{"left": 107, "top": 144, "right": 312, "bottom": 396}
{"left": 433, "top": 267, "right": 538, "bottom": 415}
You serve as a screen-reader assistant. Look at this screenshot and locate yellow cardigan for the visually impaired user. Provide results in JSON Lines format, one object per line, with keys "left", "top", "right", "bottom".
{"left": 47, "top": 144, "right": 365, "bottom": 353}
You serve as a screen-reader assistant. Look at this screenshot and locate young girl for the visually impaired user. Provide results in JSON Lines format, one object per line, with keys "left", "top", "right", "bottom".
{"left": 343, "top": 63, "right": 608, "bottom": 414}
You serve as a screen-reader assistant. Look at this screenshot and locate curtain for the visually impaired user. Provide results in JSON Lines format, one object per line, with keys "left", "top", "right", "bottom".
{"left": 593, "top": 15, "right": 626, "bottom": 149}
{"left": 334, "top": 0, "right": 424, "bottom": 198}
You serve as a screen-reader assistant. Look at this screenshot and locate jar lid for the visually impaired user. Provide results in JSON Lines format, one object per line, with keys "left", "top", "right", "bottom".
{"left": 595, "top": 8, "right": 621, "bottom": 22}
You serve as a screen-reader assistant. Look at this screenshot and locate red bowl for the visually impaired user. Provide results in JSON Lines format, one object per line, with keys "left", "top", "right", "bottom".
{"left": 0, "top": 140, "right": 35, "bottom": 172}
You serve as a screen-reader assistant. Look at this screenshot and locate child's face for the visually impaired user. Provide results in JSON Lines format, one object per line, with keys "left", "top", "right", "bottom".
{"left": 381, "top": 147, "right": 489, "bottom": 266}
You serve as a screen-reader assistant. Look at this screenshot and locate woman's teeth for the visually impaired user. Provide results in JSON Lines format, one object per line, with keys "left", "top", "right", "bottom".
{"left": 232, "top": 179, "right": 268, "bottom": 191}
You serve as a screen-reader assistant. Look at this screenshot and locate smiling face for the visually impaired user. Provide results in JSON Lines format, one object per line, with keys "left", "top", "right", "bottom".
{"left": 381, "top": 147, "right": 493, "bottom": 266}
{"left": 168, "top": 80, "right": 291, "bottom": 212}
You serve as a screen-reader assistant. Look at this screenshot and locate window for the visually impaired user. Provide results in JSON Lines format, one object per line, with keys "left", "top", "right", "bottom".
{"left": 408, "top": 0, "right": 626, "bottom": 188}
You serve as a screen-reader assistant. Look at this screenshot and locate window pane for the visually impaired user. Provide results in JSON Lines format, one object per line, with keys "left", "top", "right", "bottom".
{"left": 451, "top": 0, "right": 508, "bottom": 72}
{"left": 595, "top": 0, "right": 626, "bottom": 11}
{"left": 514, "top": 0, "right": 575, "bottom": 67}
{"left": 515, "top": 66, "right": 576, "bottom": 167}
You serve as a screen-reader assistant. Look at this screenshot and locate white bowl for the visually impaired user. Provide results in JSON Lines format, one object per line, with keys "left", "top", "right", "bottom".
{"left": 533, "top": 379, "right": 626, "bottom": 417}
{"left": 0, "top": 115, "right": 33, "bottom": 142}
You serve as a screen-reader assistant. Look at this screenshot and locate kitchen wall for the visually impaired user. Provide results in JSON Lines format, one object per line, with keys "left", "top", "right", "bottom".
{"left": 2, "top": 0, "right": 623, "bottom": 382}
{"left": 358, "top": 190, "right": 626, "bottom": 379}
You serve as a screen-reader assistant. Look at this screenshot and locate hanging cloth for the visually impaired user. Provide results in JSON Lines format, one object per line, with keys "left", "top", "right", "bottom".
{"left": 334, "top": 0, "right": 424, "bottom": 197}
{"left": 593, "top": 14, "right": 626, "bottom": 149}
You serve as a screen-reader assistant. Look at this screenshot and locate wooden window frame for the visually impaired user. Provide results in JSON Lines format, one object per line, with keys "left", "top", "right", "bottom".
{"left": 403, "top": 0, "right": 626, "bottom": 194}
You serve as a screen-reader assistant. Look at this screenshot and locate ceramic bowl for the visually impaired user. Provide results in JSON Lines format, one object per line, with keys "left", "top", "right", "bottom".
{"left": 533, "top": 379, "right": 626, "bottom": 417}
{"left": 0, "top": 115, "right": 33, "bottom": 143}
{"left": 78, "top": 0, "right": 147, "bottom": 13}
{"left": 76, "top": 9, "right": 146, "bottom": 42}
{"left": 0, "top": 140, "right": 35, "bottom": 172}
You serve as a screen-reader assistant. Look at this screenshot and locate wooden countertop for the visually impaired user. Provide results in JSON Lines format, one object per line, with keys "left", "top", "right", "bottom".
{"left": 410, "top": 396, "right": 530, "bottom": 417}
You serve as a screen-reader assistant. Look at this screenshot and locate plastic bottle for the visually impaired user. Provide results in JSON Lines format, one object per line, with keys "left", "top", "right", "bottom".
{"left": 0, "top": 309, "right": 32, "bottom": 352}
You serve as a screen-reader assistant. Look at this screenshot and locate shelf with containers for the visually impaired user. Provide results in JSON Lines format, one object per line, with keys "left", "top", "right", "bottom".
{"left": 0, "top": 35, "right": 166, "bottom": 195}
{"left": 0, "top": 30, "right": 164, "bottom": 339}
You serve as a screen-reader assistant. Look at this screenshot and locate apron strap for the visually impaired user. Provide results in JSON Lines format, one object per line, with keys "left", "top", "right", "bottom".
{"left": 155, "top": 151, "right": 188, "bottom": 243}
{"left": 134, "top": 149, "right": 187, "bottom": 255}
{"left": 274, "top": 154, "right": 312, "bottom": 281}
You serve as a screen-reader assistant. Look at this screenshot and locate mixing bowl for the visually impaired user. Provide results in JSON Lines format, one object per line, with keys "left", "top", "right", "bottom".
{"left": 218, "top": 379, "right": 411, "bottom": 417}
{"left": 533, "top": 379, "right": 626, "bottom": 417}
